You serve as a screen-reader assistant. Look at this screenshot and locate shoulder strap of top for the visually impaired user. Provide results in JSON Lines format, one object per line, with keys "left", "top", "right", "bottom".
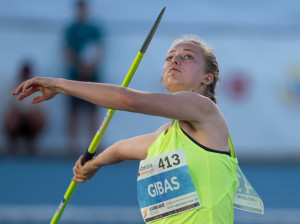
{"left": 228, "top": 134, "right": 237, "bottom": 159}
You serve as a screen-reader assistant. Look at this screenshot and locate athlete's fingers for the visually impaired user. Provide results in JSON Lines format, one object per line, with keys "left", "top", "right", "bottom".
{"left": 73, "top": 163, "right": 85, "bottom": 177}
{"left": 78, "top": 155, "right": 84, "bottom": 167}
{"left": 12, "top": 81, "right": 27, "bottom": 95}
{"left": 17, "top": 86, "right": 39, "bottom": 101}
{"left": 73, "top": 163, "right": 89, "bottom": 182}
{"left": 17, "top": 88, "right": 33, "bottom": 100}
{"left": 73, "top": 166, "right": 87, "bottom": 180}
{"left": 73, "top": 156, "right": 82, "bottom": 169}
{"left": 72, "top": 176, "right": 87, "bottom": 183}
{"left": 32, "top": 95, "right": 47, "bottom": 104}
{"left": 73, "top": 170, "right": 87, "bottom": 180}
{"left": 12, "top": 78, "right": 40, "bottom": 96}
{"left": 77, "top": 155, "right": 84, "bottom": 169}
{"left": 22, "top": 79, "right": 37, "bottom": 93}
{"left": 73, "top": 159, "right": 81, "bottom": 175}
{"left": 73, "top": 156, "right": 85, "bottom": 176}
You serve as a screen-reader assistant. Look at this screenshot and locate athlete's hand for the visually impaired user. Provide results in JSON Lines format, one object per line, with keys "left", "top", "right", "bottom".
{"left": 72, "top": 155, "right": 101, "bottom": 183}
{"left": 12, "top": 77, "right": 60, "bottom": 103}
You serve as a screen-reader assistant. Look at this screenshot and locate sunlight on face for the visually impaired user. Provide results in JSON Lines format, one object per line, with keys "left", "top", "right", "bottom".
{"left": 162, "top": 42, "right": 206, "bottom": 93}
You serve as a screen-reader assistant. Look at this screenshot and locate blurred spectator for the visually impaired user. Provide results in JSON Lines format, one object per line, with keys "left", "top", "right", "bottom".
{"left": 4, "top": 62, "right": 46, "bottom": 156}
{"left": 64, "top": 0, "right": 105, "bottom": 155}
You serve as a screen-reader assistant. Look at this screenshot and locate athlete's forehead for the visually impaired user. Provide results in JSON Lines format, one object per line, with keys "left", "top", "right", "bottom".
{"left": 167, "top": 42, "right": 202, "bottom": 55}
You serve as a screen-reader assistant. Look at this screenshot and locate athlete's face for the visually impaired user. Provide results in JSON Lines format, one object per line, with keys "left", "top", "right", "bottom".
{"left": 162, "top": 42, "right": 207, "bottom": 93}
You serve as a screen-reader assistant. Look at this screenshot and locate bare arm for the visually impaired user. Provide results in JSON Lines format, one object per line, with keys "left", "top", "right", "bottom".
{"left": 12, "top": 78, "right": 216, "bottom": 124}
{"left": 72, "top": 123, "right": 169, "bottom": 183}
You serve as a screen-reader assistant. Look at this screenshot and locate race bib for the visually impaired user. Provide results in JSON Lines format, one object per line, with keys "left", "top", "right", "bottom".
{"left": 137, "top": 149, "right": 200, "bottom": 223}
{"left": 233, "top": 166, "right": 264, "bottom": 214}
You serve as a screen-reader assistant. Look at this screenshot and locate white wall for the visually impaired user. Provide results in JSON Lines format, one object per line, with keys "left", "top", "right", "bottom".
{"left": 1, "top": 0, "right": 300, "bottom": 159}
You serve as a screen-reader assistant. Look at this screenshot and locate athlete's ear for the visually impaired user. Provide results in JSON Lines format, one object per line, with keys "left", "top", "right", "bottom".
{"left": 202, "top": 74, "right": 213, "bottom": 85}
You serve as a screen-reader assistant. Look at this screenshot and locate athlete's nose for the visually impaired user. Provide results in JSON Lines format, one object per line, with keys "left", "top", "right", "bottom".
{"left": 171, "top": 55, "right": 181, "bottom": 65}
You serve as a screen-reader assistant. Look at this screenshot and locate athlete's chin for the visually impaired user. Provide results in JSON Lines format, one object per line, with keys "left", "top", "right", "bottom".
{"left": 165, "top": 83, "right": 182, "bottom": 93}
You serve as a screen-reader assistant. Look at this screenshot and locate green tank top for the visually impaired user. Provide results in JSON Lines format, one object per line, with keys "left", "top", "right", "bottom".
{"left": 146, "top": 120, "right": 238, "bottom": 224}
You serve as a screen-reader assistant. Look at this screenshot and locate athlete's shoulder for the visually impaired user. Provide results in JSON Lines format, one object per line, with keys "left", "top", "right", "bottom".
{"left": 173, "top": 91, "right": 218, "bottom": 113}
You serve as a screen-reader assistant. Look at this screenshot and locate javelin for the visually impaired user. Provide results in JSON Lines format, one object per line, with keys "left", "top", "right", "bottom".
{"left": 50, "top": 7, "right": 166, "bottom": 224}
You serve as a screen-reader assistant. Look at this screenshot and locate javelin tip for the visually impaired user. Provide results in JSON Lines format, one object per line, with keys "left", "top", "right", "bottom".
{"left": 140, "top": 7, "right": 166, "bottom": 54}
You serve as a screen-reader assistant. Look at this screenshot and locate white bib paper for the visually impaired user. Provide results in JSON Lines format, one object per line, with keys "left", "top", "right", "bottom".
{"left": 137, "top": 149, "right": 200, "bottom": 223}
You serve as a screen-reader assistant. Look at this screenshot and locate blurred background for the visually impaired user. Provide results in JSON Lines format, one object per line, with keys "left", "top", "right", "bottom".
{"left": 0, "top": 0, "right": 300, "bottom": 223}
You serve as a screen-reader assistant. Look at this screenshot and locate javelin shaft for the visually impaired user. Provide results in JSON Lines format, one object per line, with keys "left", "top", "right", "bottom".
{"left": 50, "top": 7, "right": 165, "bottom": 224}
{"left": 84, "top": 51, "right": 144, "bottom": 157}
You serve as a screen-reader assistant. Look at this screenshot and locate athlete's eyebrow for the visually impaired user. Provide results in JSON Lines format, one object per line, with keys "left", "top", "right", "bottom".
{"left": 168, "top": 49, "right": 197, "bottom": 54}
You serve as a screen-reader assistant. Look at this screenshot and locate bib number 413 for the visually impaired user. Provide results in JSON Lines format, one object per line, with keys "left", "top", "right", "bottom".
{"left": 158, "top": 154, "right": 180, "bottom": 170}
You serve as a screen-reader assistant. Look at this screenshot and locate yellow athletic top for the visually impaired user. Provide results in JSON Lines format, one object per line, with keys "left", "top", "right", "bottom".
{"left": 146, "top": 120, "right": 238, "bottom": 224}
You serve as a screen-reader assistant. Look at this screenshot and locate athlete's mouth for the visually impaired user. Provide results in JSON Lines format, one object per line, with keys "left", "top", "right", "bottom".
{"left": 169, "top": 67, "right": 180, "bottom": 72}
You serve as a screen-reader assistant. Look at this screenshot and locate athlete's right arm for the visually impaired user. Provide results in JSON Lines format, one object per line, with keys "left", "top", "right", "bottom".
{"left": 72, "top": 123, "right": 169, "bottom": 183}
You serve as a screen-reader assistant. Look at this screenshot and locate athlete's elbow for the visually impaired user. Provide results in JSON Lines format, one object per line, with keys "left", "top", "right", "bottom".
{"left": 118, "top": 89, "right": 144, "bottom": 113}
{"left": 113, "top": 140, "right": 130, "bottom": 161}
{"left": 110, "top": 141, "right": 126, "bottom": 161}
{"left": 116, "top": 88, "right": 136, "bottom": 111}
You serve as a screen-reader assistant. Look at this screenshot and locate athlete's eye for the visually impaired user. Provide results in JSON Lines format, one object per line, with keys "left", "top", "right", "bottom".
{"left": 166, "top": 56, "right": 173, "bottom": 61}
{"left": 184, "top": 55, "right": 193, "bottom": 60}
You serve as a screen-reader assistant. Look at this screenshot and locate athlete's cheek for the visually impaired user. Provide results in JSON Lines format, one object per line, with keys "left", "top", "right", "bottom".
{"left": 162, "top": 64, "right": 168, "bottom": 74}
{"left": 162, "top": 65, "right": 169, "bottom": 79}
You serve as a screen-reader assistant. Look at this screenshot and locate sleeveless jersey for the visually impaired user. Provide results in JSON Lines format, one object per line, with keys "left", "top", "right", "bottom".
{"left": 140, "top": 120, "right": 238, "bottom": 224}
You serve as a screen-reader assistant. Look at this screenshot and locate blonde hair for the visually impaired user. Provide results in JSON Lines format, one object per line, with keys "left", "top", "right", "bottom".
{"left": 169, "top": 35, "right": 220, "bottom": 103}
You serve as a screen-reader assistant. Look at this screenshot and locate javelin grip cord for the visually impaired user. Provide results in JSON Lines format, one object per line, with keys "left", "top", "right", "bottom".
{"left": 81, "top": 150, "right": 95, "bottom": 165}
